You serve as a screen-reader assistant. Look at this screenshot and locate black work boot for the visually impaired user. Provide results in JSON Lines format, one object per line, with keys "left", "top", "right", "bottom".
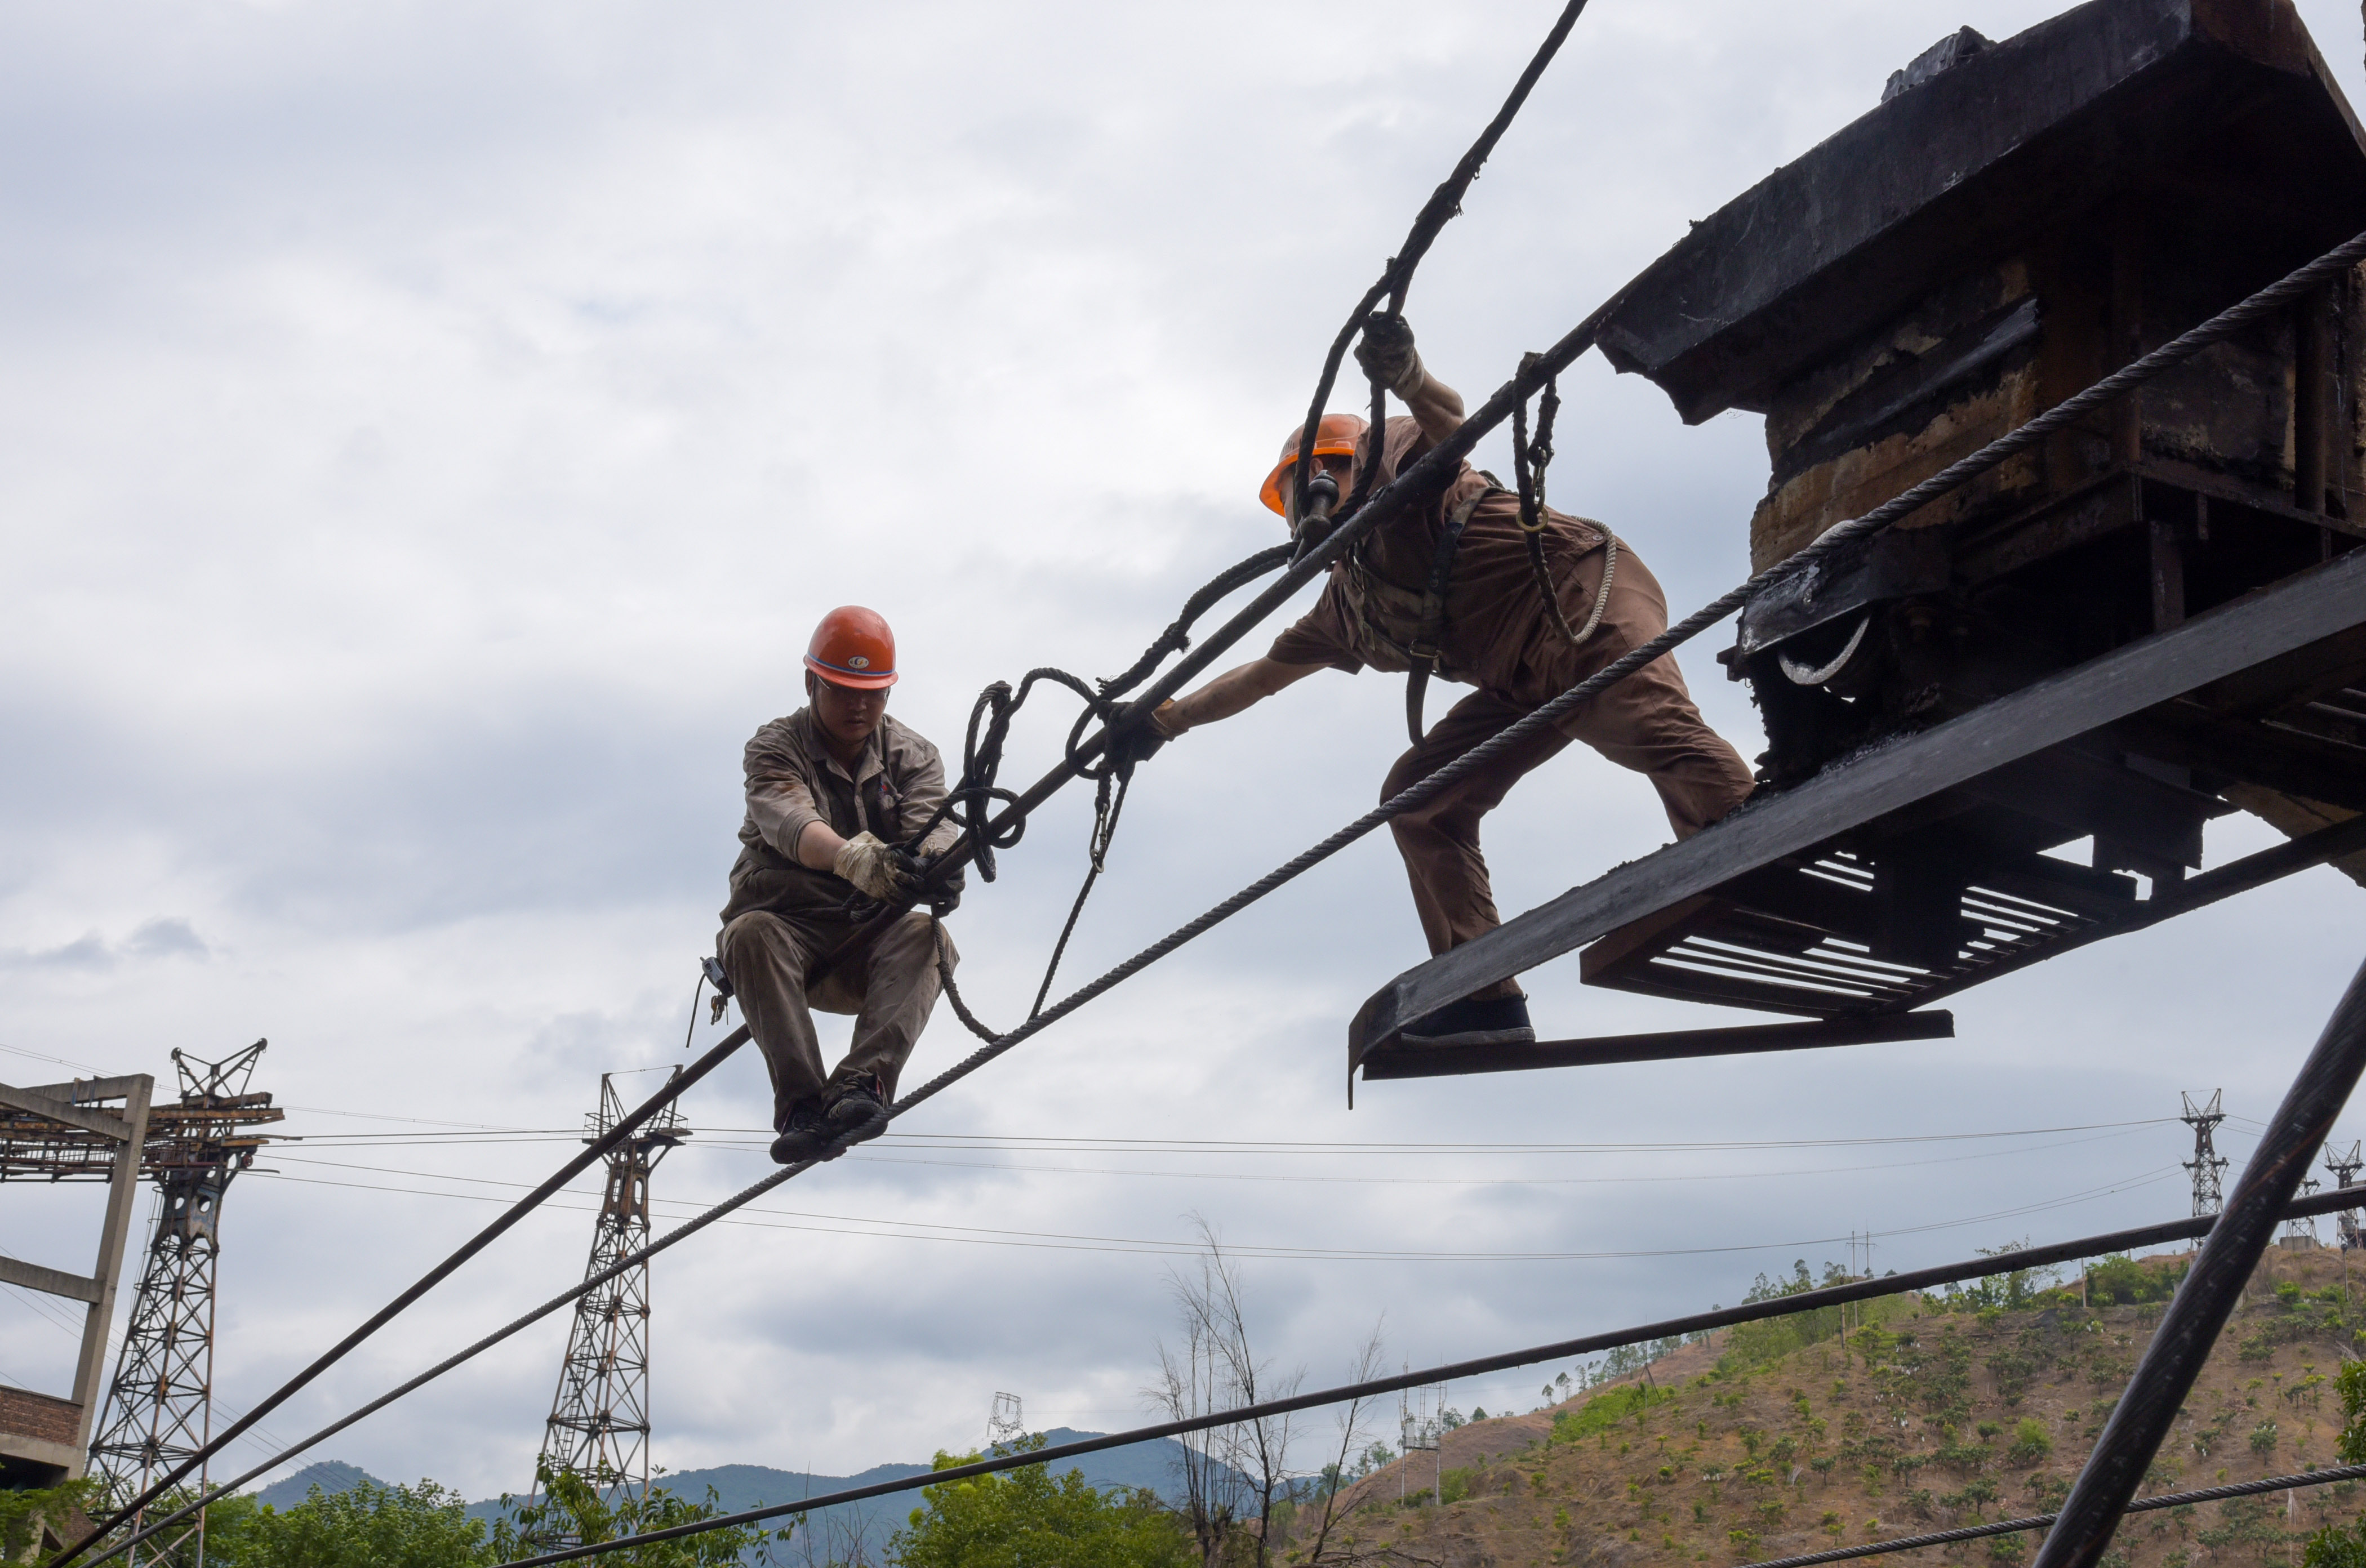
{"left": 1399, "top": 995, "right": 1535, "bottom": 1048}
{"left": 824, "top": 1073, "right": 892, "bottom": 1148}
{"left": 770, "top": 1099, "right": 842, "bottom": 1166}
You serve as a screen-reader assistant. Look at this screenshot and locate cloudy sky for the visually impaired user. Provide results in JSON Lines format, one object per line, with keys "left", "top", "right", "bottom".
{"left": 7, "top": 0, "right": 2366, "bottom": 1512}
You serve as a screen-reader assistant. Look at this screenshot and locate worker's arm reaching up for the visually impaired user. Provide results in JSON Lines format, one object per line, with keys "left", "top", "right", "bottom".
{"left": 1150, "top": 657, "right": 1325, "bottom": 738}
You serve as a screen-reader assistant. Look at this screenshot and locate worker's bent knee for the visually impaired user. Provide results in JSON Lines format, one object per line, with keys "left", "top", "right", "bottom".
{"left": 718, "top": 911, "right": 795, "bottom": 969}
{"left": 877, "top": 910, "right": 951, "bottom": 969}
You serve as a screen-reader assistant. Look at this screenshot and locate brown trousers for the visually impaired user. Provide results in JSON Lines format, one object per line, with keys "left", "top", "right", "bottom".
{"left": 717, "top": 908, "right": 953, "bottom": 1126}
{"left": 1382, "top": 546, "right": 1754, "bottom": 1001}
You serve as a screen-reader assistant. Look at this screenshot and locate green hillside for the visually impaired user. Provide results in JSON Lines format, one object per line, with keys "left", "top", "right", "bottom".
{"left": 1300, "top": 1245, "right": 2365, "bottom": 1568}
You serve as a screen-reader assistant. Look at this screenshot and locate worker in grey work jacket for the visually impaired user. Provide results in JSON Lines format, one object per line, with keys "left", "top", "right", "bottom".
{"left": 1146, "top": 318, "right": 1755, "bottom": 1050}
{"left": 717, "top": 605, "right": 963, "bottom": 1166}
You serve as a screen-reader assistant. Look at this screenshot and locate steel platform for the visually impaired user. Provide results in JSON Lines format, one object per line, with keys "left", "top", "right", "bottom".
{"left": 1350, "top": 546, "right": 2366, "bottom": 1083}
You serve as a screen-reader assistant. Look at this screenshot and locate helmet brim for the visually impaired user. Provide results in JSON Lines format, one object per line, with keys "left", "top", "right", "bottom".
{"left": 805, "top": 655, "right": 899, "bottom": 690}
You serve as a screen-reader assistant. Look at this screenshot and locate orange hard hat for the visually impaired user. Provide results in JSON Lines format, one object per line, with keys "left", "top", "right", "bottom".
{"left": 1258, "top": 413, "right": 1369, "bottom": 515}
{"left": 804, "top": 605, "right": 899, "bottom": 690}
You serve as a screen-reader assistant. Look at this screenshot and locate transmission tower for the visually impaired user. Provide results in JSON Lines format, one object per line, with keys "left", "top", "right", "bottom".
{"left": 535, "top": 1071, "right": 688, "bottom": 1509}
{"left": 2182, "top": 1090, "right": 2229, "bottom": 1217}
{"left": 988, "top": 1392, "right": 1025, "bottom": 1449}
{"left": 1398, "top": 1381, "right": 1446, "bottom": 1505}
{"left": 86, "top": 1041, "right": 281, "bottom": 1566}
{"left": 2287, "top": 1177, "right": 2323, "bottom": 1246}
{"left": 2327, "top": 1142, "right": 2364, "bottom": 1251}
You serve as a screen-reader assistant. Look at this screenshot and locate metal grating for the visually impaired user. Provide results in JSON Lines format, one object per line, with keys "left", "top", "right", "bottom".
{"left": 1581, "top": 852, "right": 2123, "bottom": 1018}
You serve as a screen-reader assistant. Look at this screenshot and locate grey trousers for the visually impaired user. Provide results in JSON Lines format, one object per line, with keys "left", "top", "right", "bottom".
{"left": 717, "top": 908, "right": 954, "bottom": 1126}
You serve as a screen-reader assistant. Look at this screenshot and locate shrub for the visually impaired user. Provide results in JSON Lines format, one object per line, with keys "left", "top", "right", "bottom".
{"left": 2007, "top": 1418, "right": 2054, "bottom": 1466}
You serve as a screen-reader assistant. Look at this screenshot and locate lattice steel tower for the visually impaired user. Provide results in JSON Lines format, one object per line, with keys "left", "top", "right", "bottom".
{"left": 86, "top": 1041, "right": 281, "bottom": 1565}
{"left": 536, "top": 1071, "right": 688, "bottom": 1499}
{"left": 2182, "top": 1089, "right": 2229, "bottom": 1217}
{"left": 2327, "top": 1141, "right": 2364, "bottom": 1250}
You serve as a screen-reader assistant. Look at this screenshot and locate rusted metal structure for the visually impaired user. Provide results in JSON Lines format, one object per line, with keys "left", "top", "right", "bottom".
{"left": 532, "top": 1072, "right": 688, "bottom": 1510}
{"left": 0, "top": 1044, "right": 278, "bottom": 1516}
{"left": 1338, "top": 7, "right": 2366, "bottom": 1568}
{"left": 0, "top": 1074, "right": 154, "bottom": 1489}
{"left": 1350, "top": 0, "right": 2366, "bottom": 1076}
{"left": 83, "top": 1043, "right": 280, "bottom": 1563}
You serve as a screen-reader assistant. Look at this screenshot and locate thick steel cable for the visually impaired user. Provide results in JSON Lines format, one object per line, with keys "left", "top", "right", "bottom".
{"left": 57, "top": 1026, "right": 752, "bottom": 1562}
{"left": 1289, "top": 0, "right": 1593, "bottom": 520}
{"left": 1735, "top": 1462, "right": 2366, "bottom": 1568}
{"left": 80, "top": 220, "right": 2366, "bottom": 1568}
{"left": 497, "top": 1183, "right": 2366, "bottom": 1565}
{"left": 68, "top": 26, "right": 1612, "bottom": 1558}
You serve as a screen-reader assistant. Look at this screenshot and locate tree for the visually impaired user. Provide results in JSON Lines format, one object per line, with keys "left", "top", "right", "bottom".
{"left": 2300, "top": 1361, "right": 2366, "bottom": 1568}
{"left": 491, "top": 1459, "right": 786, "bottom": 1566}
{"left": 207, "top": 1477, "right": 492, "bottom": 1568}
{"left": 1279, "top": 1326, "right": 1392, "bottom": 1567}
{"left": 1151, "top": 1217, "right": 1305, "bottom": 1568}
{"left": 887, "top": 1440, "right": 1191, "bottom": 1568}
{"left": 0, "top": 1478, "right": 99, "bottom": 1565}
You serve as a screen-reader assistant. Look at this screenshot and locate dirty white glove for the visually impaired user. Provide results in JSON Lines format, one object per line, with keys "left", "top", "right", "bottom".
{"left": 833, "top": 832, "right": 922, "bottom": 902}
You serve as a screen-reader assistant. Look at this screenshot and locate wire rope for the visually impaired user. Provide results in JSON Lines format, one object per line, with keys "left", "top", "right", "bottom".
{"left": 1733, "top": 1463, "right": 2366, "bottom": 1568}
{"left": 492, "top": 1183, "right": 2366, "bottom": 1565}
{"left": 73, "top": 220, "right": 2366, "bottom": 1568}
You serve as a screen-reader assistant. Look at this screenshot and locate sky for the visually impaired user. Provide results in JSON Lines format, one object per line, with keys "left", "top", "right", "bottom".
{"left": 5, "top": 0, "right": 2366, "bottom": 1511}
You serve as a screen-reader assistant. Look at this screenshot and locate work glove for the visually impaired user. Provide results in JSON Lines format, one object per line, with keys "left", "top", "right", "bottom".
{"left": 1105, "top": 701, "right": 1181, "bottom": 778}
{"left": 919, "top": 850, "right": 965, "bottom": 917}
{"left": 833, "top": 832, "right": 926, "bottom": 903}
{"left": 1353, "top": 313, "right": 1426, "bottom": 400}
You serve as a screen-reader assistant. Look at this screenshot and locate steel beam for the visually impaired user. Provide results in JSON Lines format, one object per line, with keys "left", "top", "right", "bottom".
{"left": 0, "top": 1083, "right": 135, "bottom": 1141}
{"left": 1350, "top": 547, "right": 2366, "bottom": 1065}
{"left": 0, "top": 1256, "right": 103, "bottom": 1304}
{"left": 1358, "top": 1010, "right": 1954, "bottom": 1081}
{"left": 2030, "top": 952, "right": 2366, "bottom": 1568}
{"left": 68, "top": 1075, "right": 150, "bottom": 1474}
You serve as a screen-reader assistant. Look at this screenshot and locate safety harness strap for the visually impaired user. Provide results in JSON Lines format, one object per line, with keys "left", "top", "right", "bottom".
{"left": 1404, "top": 486, "right": 1491, "bottom": 743}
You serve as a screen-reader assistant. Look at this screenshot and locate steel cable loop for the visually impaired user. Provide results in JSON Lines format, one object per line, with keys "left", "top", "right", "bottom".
{"left": 906, "top": 543, "right": 1297, "bottom": 885}
{"left": 1731, "top": 1462, "right": 2366, "bottom": 1568}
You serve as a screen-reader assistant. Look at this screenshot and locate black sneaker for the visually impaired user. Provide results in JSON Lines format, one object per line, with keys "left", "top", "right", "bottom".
{"left": 824, "top": 1074, "right": 892, "bottom": 1148}
{"left": 769, "top": 1100, "right": 842, "bottom": 1165}
{"left": 1399, "top": 995, "right": 1535, "bottom": 1048}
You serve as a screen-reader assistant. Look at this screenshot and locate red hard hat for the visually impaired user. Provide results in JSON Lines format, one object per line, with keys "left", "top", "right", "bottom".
{"left": 1258, "top": 413, "right": 1369, "bottom": 515}
{"left": 804, "top": 605, "right": 898, "bottom": 690}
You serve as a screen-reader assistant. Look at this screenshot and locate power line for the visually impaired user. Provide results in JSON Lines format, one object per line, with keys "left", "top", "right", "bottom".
{"left": 272, "top": 1116, "right": 2179, "bottom": 1153}
{"left": 492, "top": 1183, "right": 2366, "bottom": 1566}
{"left": 261, "top": 1121, "right": 2159, "bottom": 1193}
{"left": 244, "top": 1161, "right": 2180, "bottom": 1261}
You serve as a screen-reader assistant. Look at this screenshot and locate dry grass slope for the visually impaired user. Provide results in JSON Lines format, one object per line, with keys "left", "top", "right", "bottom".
{"left": 1289, "top": 1246, "right": 2366, "bottom": 1568}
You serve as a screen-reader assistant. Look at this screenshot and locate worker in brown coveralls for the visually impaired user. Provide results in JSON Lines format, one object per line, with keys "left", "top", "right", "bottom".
{"left": 1148, "top": 318, "right": 1754, "bottom": 1047}
{"left": 717, "top": 606, "right": 962, "bottom": 1165}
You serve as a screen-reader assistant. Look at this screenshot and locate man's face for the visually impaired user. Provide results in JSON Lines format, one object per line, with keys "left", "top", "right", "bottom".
{"left": 1282, "top": 451, "right": 1357, "bottom": 531}
{"left": 808, "top": 672, "right": 889, "bottom": 751}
